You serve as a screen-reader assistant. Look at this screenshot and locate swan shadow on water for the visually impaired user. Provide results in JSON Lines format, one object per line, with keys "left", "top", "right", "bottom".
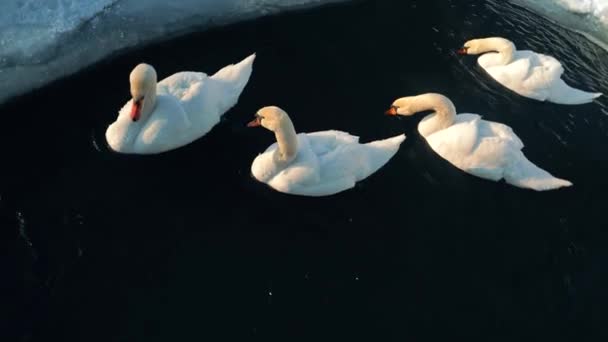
{"left": 91, "top": 127, "right": 111, "bottom": 154}
{"left": 401, "top": 133, "right": 577, "bottom": 241}
{"left": 404, "top": 129, "right": 497, "bottom": 193}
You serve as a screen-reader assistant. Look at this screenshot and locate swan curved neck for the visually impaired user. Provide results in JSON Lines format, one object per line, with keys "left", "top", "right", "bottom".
{"left": 273, "top": 117, "right": 299, "bottom": 163}
{"left": 478, "top": 38, "right": 515, "bottom": 65}
{"left": 140, "top": 87, "right": 158, "bottom": 121}
{"left": 410, "top": 94, "right": 457, "bottom": 137}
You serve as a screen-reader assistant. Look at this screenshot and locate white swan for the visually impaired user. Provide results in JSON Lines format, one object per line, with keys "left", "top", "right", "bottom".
{"left": 106, "top": 54, "right": 256, "bottom": 154}
{"left": 457, "top": 37, "right": 602, "bottom": 105}
{"left": 386, "top": 93, "right": 572, "bottom": 191}
{"left": 247, "top": 106, "right": 406, "bottom": 196}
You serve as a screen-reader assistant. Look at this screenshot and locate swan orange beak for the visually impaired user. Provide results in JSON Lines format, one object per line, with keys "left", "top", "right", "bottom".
{"left": 457, "top": 47, "right": 468, "bottom": 55}
{"left": 130, "top": 99, "right": 142, "bottom": 122}
{"left": 247, "top": 116, "right": 262, "bottom": 127}
{"left": 385, "top": 106, "right": 398, "bottom": 116}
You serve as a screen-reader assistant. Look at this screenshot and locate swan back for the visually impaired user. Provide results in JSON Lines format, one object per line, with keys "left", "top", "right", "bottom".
{"left": 251, "top": 131, "right": 405, "bottom": 197}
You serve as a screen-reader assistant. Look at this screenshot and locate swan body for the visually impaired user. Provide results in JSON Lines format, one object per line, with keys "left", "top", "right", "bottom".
{"left": 459, "top": 37, "right": 601, "bottom": 104}
{"left": 106, "top": 54, "right": 256, "bottom": 154}
{"left": 248, "top": 106, "right": 406, "bottom": 196}
{"left": 387, "top": 93, "right": 572, "bottom": 191}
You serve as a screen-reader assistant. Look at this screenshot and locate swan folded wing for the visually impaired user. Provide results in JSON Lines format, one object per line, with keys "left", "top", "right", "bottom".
{"left": 157, "top": 72, "right": 208, "bottom": 99}
{"left": 265, "top": 135, "right": 322, "bottom": 193}
{"left": 176, "top": 80, "right": 206, "bottom": 114}
{"left": 306, "top": 130, "right": 359, "bottom": 156}
{"left": 251, "top": 144, "right": 281, "bottom": 183}
{"left": 157, "top": 72, "right": 221, "bottom": 132}
{"left": 133, "top": 96, "right": 191, "bottom": 153}
{"left": 135, "top": 117, "right": 189, "bottom": 153}
{"left": 316, "top": 134, "right": 404, "bottom": 183}
{"left": 268, "top": 158, "right": 321, "bottom": 193}
{"left": 426, "top": 115, "right": 514, "bottom": 178}
{"left": 307, "top": 130, "right": 359, "bottom": 144}
{"left": 201, "top": 77, "right": 240, "bottom": 116}
{"left": 295, "top": 134, "right": 367, "bottom": 187}
{"left": 136, "top": 117, "right": 171, "bottom": 152}
{"left": 535, "top": 53, "right": 564, "bottom": 78}
{"left": 177, "top": 79, "right": 226, "bottom": 133}
{"left": 518, "top": 52, "right": 563, "bottom": 99}
{"left": 315, "top": 142, "right": 368, "bottom": 181}
{"left": 483, "top": 120, "right": 524, "bottom": 149}
{"left": 486, "top": 57, "right": 532, "bottom": 92}
{"left": 462, "top": 136, "right": 516, "bottom": 181}
{"left": 159, "top": 70, "right": 236, "bottom": 134}
{"left": 427, "top": 114, "right": 481, "bottom": 159}
{"left": 106, "top": 115, "right": 138, "bottom": 153}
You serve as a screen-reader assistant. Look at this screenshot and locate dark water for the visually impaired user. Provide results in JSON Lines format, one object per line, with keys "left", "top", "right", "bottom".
{"left": 2, "top": 0, "right": 608, "bottom": 340}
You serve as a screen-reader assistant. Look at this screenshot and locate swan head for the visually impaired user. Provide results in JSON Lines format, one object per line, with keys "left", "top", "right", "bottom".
{"left": 386, "top": 97, "right": 417, "bottom": 116}
{"left": 248, "top": 106, "right": 299, "bottom": 165}
{"left": 457, "top": 37, "right": 514, "bottom": 58}
{"left": 457, "top": 39, "right": 481, "bottom": 55}
{"left": 247, "top": 106, "right": 290, "bottom": 132}
{"left": 129, "top": 63, "right": 157, "bottom": 122}
{"left": 386, "top": 93, "right": 456, "bottom": 118}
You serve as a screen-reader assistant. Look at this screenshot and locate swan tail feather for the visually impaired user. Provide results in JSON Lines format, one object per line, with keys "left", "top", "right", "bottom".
{"left": 210, "top": 53, "right": 256, "bottom": 111}
{"left": 358, "top": 134, "right": 406, "bottom": 179}
{"left": 504, "top": 151, "right": 572, "bottom": 191}
{"left": 365, "top": 134, "right": 407, "bottom": 152}
{"left": 211, "top": 53, "right": 256, "bottom": 85}
{"left": 549, "top": 79, "right": 602, "bottom": 105}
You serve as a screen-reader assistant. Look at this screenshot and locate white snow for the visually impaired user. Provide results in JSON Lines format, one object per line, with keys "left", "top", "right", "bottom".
{"left": 0, "top": 0, "right": 606, "bottom": 104}
{"left": 555, "top": 0, "right": 608, "bottom": 21}
{"left": 514, "top": 0, "right": 608, "bottom": 50}
{"left": 0, "top": 0, "right": 345, "bottom": 104}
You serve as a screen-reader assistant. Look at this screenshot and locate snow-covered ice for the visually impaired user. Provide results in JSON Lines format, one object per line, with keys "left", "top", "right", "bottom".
{"left": 0, "top": 0, "right": 605, "bottom": 104}
{"left": 514, "top": 0, "right": 608, "bottom": 50}
{"left": 0, "top": 0, "right": 345, "bottom": 104}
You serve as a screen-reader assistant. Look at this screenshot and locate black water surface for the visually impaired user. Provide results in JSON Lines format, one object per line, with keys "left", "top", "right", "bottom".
{"left": 2, "top": 0, "right": 608, "bottom": 341}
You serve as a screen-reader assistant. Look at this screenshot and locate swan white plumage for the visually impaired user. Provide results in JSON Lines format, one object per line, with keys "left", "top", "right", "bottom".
{"left": 457, "top": 37, "right": 602, "bottom": 105}
{"left": 247, "top": 106, "right": 406, "bottom": 196}
{"left": 386, "top": 93, "right": 572, "bottom": 191}
{"left": 106, "top": 53, "right": 256, "bottom": 154}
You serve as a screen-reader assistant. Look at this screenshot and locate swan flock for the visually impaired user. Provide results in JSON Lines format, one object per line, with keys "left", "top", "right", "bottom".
{"left": 104, "top": 36, "right": 600, "bottom": 195}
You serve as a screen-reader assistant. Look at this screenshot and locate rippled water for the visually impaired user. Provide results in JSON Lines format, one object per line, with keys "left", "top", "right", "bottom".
{"left": 1, "top": 0, "right": 607, "bottom": 340}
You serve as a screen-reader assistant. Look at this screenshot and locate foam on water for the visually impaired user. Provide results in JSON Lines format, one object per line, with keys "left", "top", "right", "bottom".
{"left": 0, "top": 0, "right": 345, "bottom": 104}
